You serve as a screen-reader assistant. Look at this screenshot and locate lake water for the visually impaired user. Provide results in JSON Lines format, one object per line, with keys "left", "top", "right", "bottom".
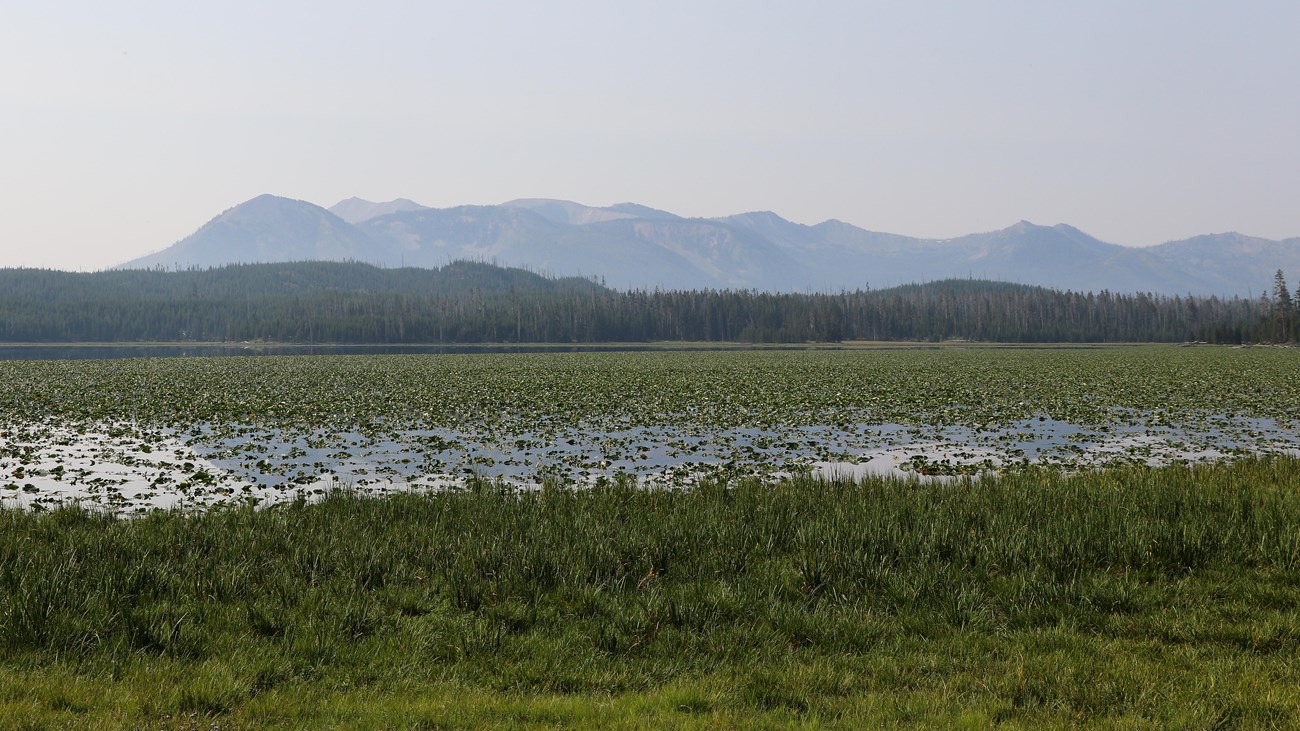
{"left": 4, "top": 412, "right": 1298, "bottom": 514}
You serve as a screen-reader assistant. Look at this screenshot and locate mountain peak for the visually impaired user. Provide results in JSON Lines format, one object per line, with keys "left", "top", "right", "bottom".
{"left": 603, "top": 202, "right": 680, "bottom": 220}
{"left": 500, "top": 198, "right": 639, "bottom": 225}
{"left": 208, "top": 194, "right": 325, "bottom": 222}
{"left": 1005, "top": 219, "right": 1044, "bottom": 233}
{"left": 222, "top": 193, "right": 298, "bottom": 211}
{"left": 329, "top": 197, "right": 427, "bottom": 224}
{"left": 118, "top": 196, "right": 377, "bottom": 270}
{"left": 727, "top": 210, "right": 793, "bottom": 225}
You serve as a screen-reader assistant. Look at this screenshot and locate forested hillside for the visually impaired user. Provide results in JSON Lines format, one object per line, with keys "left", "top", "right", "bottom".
{"left": 0, "top": 260, "right": 599, "bottom": 301}
{"left": 0, "top": 261, "right": 1284, "bottom": 344}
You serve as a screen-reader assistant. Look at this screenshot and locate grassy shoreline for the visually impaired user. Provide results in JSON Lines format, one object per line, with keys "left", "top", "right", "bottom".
{"left": 3, "top": 458, "right": 1299, "bottom": 727}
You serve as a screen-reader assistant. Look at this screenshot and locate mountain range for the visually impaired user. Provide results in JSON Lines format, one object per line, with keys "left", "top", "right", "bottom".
{"left": 117, "top": 195, "right": 1300, "bottom": 297}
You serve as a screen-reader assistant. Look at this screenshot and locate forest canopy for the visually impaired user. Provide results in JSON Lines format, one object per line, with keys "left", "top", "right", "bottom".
{"left": 0, "top": 261, "right": 1292, "bottom": 344}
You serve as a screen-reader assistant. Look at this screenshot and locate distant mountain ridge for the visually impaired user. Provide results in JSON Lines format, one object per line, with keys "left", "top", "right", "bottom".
{"left": 116, "top": 194, "right": 1300, "bottom": 296}
{"left": 329, "top": 197, "right": 427, "bottom": 224}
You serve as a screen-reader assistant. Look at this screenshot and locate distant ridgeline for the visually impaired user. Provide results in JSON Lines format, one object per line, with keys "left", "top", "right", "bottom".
{"left": 0, "top": 260, "right": 1290, "bottom": 344}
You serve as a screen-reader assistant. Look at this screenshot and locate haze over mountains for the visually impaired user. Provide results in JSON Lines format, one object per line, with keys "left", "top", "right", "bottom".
{"left": 117, "top": 195, "right": 1300, "bottom": 297}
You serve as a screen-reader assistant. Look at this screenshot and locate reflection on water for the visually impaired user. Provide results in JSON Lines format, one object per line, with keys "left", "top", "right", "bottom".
{"left": 4, "top": 413, "right": 1299, "bottom": 514}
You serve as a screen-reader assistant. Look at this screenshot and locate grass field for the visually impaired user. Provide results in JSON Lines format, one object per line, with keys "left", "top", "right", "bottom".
{"left": 3, "top": 458, "right": 1300, "bottom": 728}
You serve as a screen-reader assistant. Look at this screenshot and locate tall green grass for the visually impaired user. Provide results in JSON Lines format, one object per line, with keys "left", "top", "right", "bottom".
{"left": 2, "top": 458, "right": 1300, "bottom": 727}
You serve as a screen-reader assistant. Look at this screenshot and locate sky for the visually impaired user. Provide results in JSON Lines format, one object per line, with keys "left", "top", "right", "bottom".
{"left": 2, "top": 1, "right": 1298, "bottom": 271}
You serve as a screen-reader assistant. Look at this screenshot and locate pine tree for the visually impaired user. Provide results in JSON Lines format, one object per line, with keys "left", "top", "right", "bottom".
{"left": 1273, "top": 270, "right": 1293, "bottom": 341}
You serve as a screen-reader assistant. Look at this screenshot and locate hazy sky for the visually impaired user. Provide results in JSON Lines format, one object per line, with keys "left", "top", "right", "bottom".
{"left": 3, "top": 1, "right": 1298, "bottom": 270}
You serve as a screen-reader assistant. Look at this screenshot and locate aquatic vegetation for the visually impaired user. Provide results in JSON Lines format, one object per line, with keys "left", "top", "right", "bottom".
{"left": 1, "top": 347, "right": 1298, "bottom": 512}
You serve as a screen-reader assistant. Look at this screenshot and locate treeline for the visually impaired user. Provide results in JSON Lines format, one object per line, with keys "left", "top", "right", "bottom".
{"left": 1263, "top": 269, "right": 1300, "bottom": 343}
{"left": 0, "top": 261, "right": 1281, "bottom": 343}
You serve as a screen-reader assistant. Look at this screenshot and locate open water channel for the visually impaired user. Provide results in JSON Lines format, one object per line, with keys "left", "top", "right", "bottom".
{"left": 4, "top": 413, "right": 1298, "bottom": 514}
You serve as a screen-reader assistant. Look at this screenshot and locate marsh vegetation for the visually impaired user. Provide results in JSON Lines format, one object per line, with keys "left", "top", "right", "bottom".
{"left": 1, "top": 346, "right": 1299, "bottom": 727}
{"left": 3, "top": 347, "right": 1298, "bottom": 512}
